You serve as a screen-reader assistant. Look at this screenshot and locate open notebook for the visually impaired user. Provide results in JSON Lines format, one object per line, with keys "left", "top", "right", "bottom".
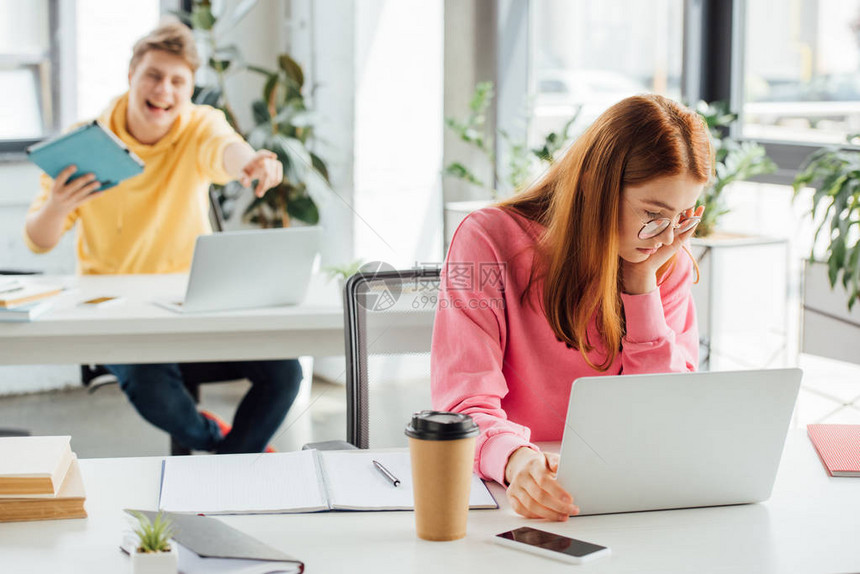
{"left": 158, "top": 450, "right": 497, "bottom": 515}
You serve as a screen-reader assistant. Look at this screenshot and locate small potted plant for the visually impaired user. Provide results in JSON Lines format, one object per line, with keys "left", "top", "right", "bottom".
{"left": 792, "top": 141, "right": 860, "bottom": 365}
{"left": 324, "top": 259, "right": 366, "bottom": 294}
{"left": 129, "top": 511, "right": 177, "bottom": 574}
{"left": 793, "top": 143, "right": 860, "bottom": 311}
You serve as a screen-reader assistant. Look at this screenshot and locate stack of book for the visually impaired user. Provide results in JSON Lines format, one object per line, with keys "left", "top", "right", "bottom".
{"left": 0, "top": 436, "right": 87, "bottom": 522}
{"left": 0, "top": 280, "right": 63, "bottom": 322}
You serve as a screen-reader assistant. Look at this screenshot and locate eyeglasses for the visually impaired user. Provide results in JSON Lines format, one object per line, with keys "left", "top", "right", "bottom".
{"left": 625, "top": 198, "right": 701, "bottom": 240}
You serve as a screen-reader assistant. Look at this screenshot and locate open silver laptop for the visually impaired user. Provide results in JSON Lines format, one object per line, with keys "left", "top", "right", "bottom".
{"left": 155, "top": 227, "right": 321, "bottom": 313}
{"left": 556, "top": 368, "right": 802, "bottom": 515}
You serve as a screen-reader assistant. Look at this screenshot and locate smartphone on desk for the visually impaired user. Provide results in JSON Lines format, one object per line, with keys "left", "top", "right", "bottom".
{"left": 494, "top": 526, "right": 610, "bottom": 564}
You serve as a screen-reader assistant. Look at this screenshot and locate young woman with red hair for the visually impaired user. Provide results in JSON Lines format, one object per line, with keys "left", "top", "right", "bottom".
{"left": 431, "top": 94, "right": 713, "bottom": 521}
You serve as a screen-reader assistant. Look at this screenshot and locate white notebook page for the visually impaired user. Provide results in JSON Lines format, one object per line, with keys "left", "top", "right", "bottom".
{"left": 159, "top": 451, "right": 327, "bottom": 514}
{"left": 320, "top": 451, "right": 497, "bottom": 510}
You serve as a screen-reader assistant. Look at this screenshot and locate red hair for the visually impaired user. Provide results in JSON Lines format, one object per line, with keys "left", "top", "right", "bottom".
{"left": 499, "top": 94, "right": 713, "bottom": 370}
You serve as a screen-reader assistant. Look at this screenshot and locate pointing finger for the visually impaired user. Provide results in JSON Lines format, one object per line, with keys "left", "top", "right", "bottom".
{"left": 255, "top": 176, "right": 268, "bottom": 197}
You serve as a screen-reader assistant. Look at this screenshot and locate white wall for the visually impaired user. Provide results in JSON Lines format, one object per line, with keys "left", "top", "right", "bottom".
{"left": 353, "top": 0, "right": 444, "bottom": 268}
{"left": 287, "top": 0, "right": 444, "bottom": 270}
{"left": 287, "top": 0, "right": 356, "bottom": 271}
{"left": 218, "top": 0, "right": 284, "bottom": 135}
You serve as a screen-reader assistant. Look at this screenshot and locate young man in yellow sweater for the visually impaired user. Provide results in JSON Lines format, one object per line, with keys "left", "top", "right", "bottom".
{"left": 24, "top": 20, "right": 301, "bottom": 454}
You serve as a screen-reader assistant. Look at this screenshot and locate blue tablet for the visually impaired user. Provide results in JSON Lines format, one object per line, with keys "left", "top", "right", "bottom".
{"left": 27, "top": 120, "right": 145, "bottom": 191}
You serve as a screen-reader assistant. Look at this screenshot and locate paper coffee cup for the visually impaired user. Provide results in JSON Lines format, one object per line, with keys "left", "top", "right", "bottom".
{"left": 405, "top": 411, "right": 479, "bottom": 541}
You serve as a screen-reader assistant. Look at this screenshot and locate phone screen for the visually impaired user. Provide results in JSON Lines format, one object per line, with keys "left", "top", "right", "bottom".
{"left": 496, "top": 527, "right": 607, "bottom": 558}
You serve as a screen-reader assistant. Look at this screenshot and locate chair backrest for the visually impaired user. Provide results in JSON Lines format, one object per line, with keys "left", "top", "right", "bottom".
{"left": 344, "top": 266, "right": 441, "bottom": 448}
{"left": 208, "top": 187, "right": 225, "bottom": 232}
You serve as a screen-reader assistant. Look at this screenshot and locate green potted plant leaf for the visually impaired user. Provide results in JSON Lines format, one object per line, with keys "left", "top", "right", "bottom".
{"left": 183, "top": 0, "right": 332, "bottom": 228}
{"left": 324, "top": 259, "right": 366, "bottom": 294}
{"left": 793, "top": 144, "right": 860, "bottom": 311}
{"left": 443, "top": 81, "right": 579, "bottom": 245}
{"left": 242, "top": 54, "right": 331, "bottom": 228}
{"left": 791, "top": 142, "right": 860, "bottom": 366}
{"left": 129, "top": 511, "right": 177, "bottom": 574}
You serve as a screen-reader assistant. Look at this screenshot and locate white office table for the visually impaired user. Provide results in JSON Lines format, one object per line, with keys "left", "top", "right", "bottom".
{"left": 0, "top": 274, "right": 344, "bottom": 365}
{"left": 0, "top": 431, "right": 857, "bottom": 573}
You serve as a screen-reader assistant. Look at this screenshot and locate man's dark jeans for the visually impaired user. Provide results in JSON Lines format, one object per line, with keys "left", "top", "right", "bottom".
{"left": 105, "top": 359, "right": 302, "bottom": 453}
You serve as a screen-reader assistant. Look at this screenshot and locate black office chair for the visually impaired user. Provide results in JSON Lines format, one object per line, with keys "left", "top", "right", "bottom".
{"left": 79, "top": 188, "right": 231, "bottom": 456}
{"left": 0, "top": 429, "right": 31, "bottom": 437}
{"left": 344, "top": 266, "right": 441, "bottom": 449}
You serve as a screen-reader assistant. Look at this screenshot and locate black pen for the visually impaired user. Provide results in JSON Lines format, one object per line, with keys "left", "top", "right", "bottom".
{"left": 372, "top": 459, "right": 400, "bottom": 487}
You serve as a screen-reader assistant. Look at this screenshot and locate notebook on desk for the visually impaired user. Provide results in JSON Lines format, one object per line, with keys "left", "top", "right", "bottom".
{"left": 158, "top": 450, "right": 497, "bottom": 514}
{"left": 124, "top": 510, "right": 303, "bottom": 573}
{"left": 807, "top": 424, "right": 860, "bottom": 477}
{"left": 154, "top": 227, "right": 321, "bottom": 313}
{"left": 556, "top": 368, "right": 803, "bottom": 515}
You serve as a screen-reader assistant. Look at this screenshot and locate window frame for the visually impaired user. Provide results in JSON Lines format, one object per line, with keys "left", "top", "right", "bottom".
{"left": 0, "top": 0, "right": 76, "bottom": 159}
{"left": 496, "top": 0, "right": 852, "bottom": 187}
{"left": 706, "top": 0, "right": 860, "bottom": 185}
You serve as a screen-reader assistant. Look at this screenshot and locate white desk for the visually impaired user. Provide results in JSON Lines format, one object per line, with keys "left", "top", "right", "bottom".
{"left": 0, "top": 431, "right": 857, "bottom": 573}
{"left": 0, "top": 274, "right": 344, "bottom": 365}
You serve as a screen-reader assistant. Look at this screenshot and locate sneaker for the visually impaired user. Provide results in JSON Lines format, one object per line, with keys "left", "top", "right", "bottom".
{"left": 199, "top": 410, "right": 276, "bottom": 453}
{"left": 199, "top": 409, "right": 231, "bottom": 437}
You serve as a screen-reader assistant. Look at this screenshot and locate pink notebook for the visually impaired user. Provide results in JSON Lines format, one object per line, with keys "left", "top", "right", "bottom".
{"left": 807, "top": 424, "right": 860, "bottom": 477}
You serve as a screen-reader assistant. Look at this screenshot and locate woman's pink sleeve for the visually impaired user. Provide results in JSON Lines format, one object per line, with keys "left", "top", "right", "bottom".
{"left": 620, "top": 251, "right": 699, "bottom": 373}
{"left": 430, "top": 215, "right": 538, "bottom": 485}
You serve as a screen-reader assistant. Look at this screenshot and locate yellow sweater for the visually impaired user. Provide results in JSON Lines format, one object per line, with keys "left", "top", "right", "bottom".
{"left": 25, "top": 93, "right": 243, "bottom": 274}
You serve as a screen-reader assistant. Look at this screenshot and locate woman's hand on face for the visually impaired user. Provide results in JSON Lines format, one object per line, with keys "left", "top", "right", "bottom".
{"left": 504, "top": 447, "right": 579, "bottom": 521}
{"left": 621, "top": 205, "right": 705, "bottom": 295}
{"left": 45, "top": 165, "right": 102, "bottom": 216}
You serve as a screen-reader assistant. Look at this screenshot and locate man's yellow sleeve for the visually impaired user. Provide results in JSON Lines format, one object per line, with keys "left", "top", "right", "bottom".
{"left": 23, "top": 173, "right": 78, "bottom": 253}
{"left": 195, "top": 106, "right": 245, "bottom": 186}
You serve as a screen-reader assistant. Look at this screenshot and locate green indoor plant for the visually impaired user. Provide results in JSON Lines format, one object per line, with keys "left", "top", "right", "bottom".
{"left": 693, "top": 100, "right": 777, "bottom": 237}
{"left": 180, "top": 0, "right": 331, "bottom": 227}
{"left": 129, "top": 511, "right": 177, "bottom": 574}
{"left": 792, "top": 142, "right": 860, "bottom": 309}
{"left": 324, "top": 259, "right": 365, "bottom": 284}
{"left": 444, "top": 81, "right": 578, "bottom": 199}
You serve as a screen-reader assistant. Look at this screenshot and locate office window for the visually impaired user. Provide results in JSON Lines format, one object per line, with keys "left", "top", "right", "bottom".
{"left": 0, "top": 0, "right": 53, "bottom": 146}
{"left": 742, "top": 0, "right": 860, "bottom": 144}
{"left": 529, "top": 0, "right": 684, "bottom": 145}
{"left": 75, "top": 0, "right": 160, "bottom": 121}
{"left": 0, "top": 1, "right": 161, "bottom": 153}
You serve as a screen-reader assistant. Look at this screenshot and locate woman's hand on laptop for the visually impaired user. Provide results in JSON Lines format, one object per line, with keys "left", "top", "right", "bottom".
{"left": 504, "top": 447, "right": 580, "bottom": 521}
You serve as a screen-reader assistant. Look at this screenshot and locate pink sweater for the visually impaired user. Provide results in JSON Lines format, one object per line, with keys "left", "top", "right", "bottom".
{"left": 431, "top": 207, "right": 698, "bottom": 485}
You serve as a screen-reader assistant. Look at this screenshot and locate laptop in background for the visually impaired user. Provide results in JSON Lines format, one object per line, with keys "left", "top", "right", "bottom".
{"left": 155, "top": 227, "right": 321, "bottom": 313}
{"left": 556, "top": 368, "right": 802, "bottom": 515}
